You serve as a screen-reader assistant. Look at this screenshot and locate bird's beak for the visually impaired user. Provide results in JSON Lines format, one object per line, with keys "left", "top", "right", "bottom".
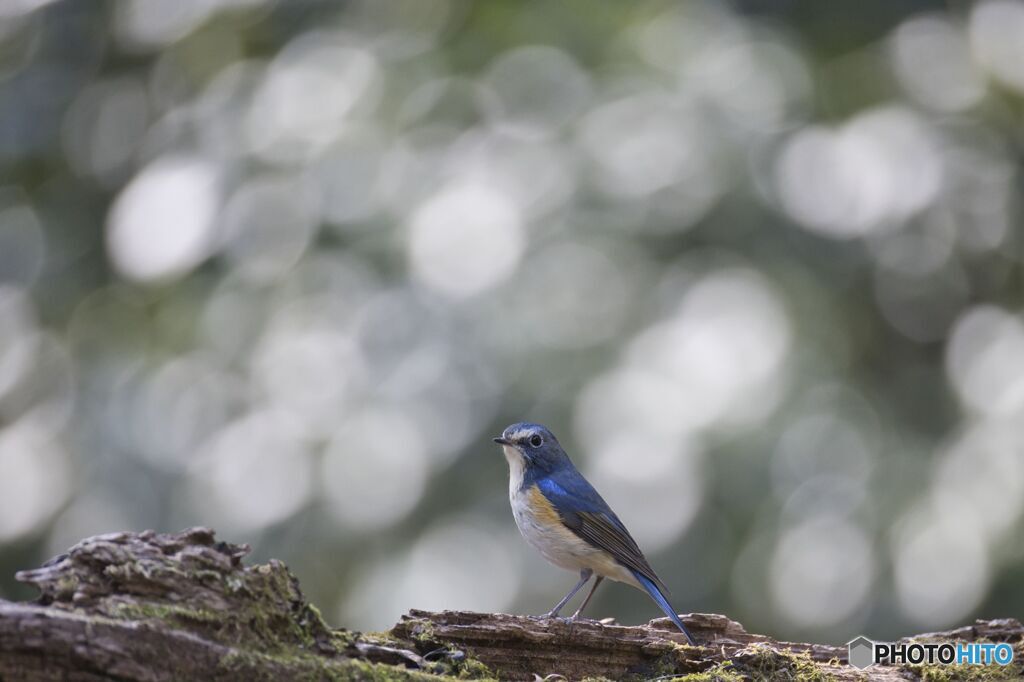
{"left": 493, "top": 436, "right": 511, "bottom": 446}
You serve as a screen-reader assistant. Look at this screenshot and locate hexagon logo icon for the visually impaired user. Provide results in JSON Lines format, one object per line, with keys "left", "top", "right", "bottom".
{"left": 847, "top": 636, "right": 875, "bottom": 669}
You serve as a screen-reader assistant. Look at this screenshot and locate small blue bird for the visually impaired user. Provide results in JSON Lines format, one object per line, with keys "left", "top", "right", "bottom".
{"left": 494, "top": 422, "right": 696, "bottom": 645}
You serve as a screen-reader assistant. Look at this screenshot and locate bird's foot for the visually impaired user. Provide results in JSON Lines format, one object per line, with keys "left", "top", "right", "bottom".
{"left": 537, "top": 612, "right": 571, "bottom": 624}
{"left": 565, "top": 614, "right": 600, "bottom": 630}
{"left": 564, "top": 613, "right": 605, "bottom": 634}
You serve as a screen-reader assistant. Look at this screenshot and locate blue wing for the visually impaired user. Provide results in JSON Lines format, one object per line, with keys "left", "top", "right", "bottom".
{"left": 536, "top": 470, "right": 695, "bottom": 643}
{"left": 535, "top": 471, "right": 670, "bottom": 596}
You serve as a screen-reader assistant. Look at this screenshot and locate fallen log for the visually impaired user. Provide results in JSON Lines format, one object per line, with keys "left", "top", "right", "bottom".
{"left": 0, "top": 528, "right": 1019, "bottom": 680}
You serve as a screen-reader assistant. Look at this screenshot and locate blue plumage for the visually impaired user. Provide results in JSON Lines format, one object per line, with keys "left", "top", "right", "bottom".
{"left": 632, "top": 571, "right": 697, "bottom": 644}
{"left": 535, "top": 474, "right": 611, "bottom": 515}
{"left": 495, "top": 421, "right": 697, "bottom": 645}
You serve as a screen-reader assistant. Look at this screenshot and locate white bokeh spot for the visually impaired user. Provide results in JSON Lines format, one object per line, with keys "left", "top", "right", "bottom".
{"left": 407, "top": 183, "right": 524, "bottom": 298}
{"left": 107, "top": 156, "right": 220, "bottom": 283}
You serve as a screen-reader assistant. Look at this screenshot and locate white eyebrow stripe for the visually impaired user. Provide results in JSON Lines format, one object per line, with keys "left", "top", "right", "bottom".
{"left": 508, "top": 428, "right": 533, "bottom": 442}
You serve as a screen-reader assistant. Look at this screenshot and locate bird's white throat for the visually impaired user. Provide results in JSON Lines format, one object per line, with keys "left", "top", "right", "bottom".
{"left": 502, "top": 444, "right": 527, "bottom": 498}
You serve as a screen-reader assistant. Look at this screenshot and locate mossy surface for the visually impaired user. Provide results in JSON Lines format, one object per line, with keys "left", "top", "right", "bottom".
{"left": 449, "top": 655, "right": 494, "bottom": 680}
{"left": 14, "top": 529, "right": 473, "bottom": 679}
{"left": 729, "top": 644, "right": 834, "bottom": 681}
{"left": 110, "top": 600, "right": 223, "bottom": 625}
{"left": 339, "top": 659, "right": 453, "bottom": 682}
{"left": 100, "top": 552, "right": 337, "bottom": 656}
{"left": 905, "top": 661, "right": 1023, "bottom": 681}
{"left": 667, "top": 659, "right": 746, "bottom": 681}
{"left": 217, "top": 648, "right": 452, "bottom": 681}
{"left": 405, "top": 618, "right": 440, "bottom": 647}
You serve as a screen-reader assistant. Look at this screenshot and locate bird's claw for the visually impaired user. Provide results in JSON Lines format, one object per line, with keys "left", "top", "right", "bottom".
{"left": 538, "top": 613, "right": 570, "bottom": 623}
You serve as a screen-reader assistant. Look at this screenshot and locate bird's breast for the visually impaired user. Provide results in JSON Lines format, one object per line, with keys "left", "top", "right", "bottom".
{"left": 510, "top": 484, "right": 597, "bottom": 572}
{"left": 508, "top": 483, "right": 642, "bottom": 586}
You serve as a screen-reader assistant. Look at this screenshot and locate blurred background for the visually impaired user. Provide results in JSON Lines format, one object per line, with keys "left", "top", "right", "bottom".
{"left": 0, "top": 0, "right": 1022, "bottom": 645}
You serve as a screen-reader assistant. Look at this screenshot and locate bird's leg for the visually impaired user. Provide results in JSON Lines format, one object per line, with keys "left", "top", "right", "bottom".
{"left": 568, "top": 576, "right": 604, "bottom": 622}
{"left": 542, "top": 569, "right": 592, "bottom": 619}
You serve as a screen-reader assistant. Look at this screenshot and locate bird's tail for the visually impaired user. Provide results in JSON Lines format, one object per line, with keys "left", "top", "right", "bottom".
{"left": 630, "top": 570, "right": 696, "bottom": 645}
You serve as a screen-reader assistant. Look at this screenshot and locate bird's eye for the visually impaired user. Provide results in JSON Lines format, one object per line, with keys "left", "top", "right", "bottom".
{"left": 529, "top": 434, "right": 543, "bottom": 447}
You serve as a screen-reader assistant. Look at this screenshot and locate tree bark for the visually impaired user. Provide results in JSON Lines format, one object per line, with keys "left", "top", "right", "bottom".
{"left": 0, "top": 528, "right": 1019, "bottom": 681}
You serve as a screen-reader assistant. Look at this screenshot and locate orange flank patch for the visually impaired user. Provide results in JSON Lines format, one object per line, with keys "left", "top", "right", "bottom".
{"left": 527, "top": 484, "right": 564, "bottom": 528}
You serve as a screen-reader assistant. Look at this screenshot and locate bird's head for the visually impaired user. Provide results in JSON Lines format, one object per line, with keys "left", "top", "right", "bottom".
{"left": 493, "top": 422, "right": 567, "bottom": 474}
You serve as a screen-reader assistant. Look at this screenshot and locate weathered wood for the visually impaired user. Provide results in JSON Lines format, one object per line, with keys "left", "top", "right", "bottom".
{"left": 0, "top": 528, "right": 1020, "bottom": 681}
{"left": 392, "top": 610, "right": 1024, "bottom": 681}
